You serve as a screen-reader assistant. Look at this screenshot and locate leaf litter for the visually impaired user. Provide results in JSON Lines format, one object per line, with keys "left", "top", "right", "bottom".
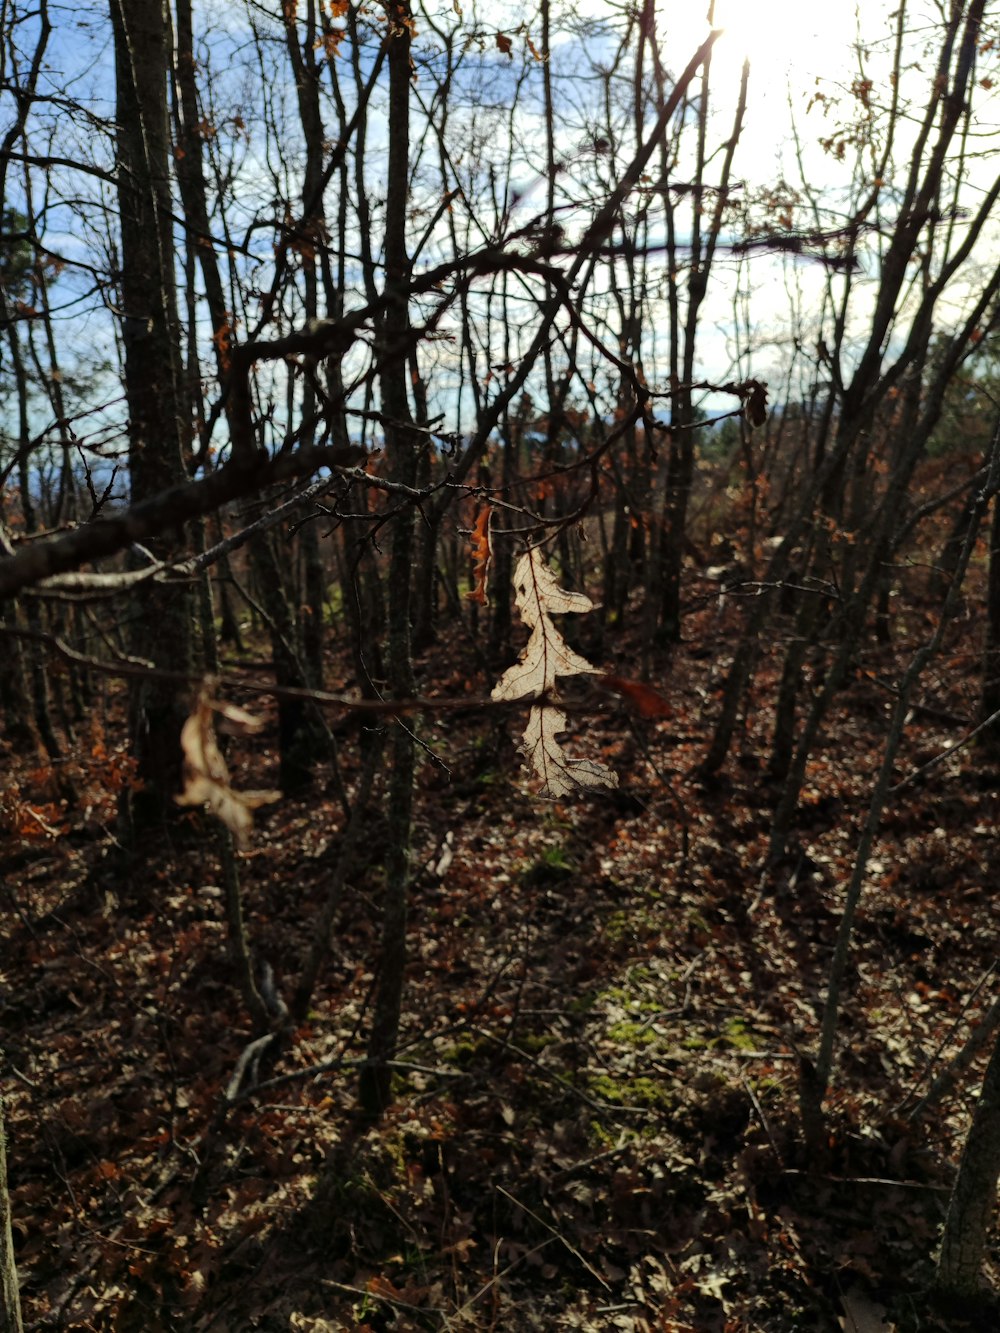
{"left": 2, "top": 595, "right": 999, "bottom": 1329}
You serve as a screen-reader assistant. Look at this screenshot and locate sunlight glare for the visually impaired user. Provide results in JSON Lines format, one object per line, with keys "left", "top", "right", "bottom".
{"left": 712, "top": 0, "right": 859, "bottom": 79}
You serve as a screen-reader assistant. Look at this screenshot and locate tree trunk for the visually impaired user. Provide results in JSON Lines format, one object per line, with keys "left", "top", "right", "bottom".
{"left": 248, "top": 526, "right": 318, "bottom": 793}
{"left": 7, "top": 319, "right": 61, "bottom": 762}
{"left": 0, "top": 603, "right": 34, "bottom": 753}
{"left": 359, "top": 1, "right": 417, "bottom": 1120}
{"left": 284, "top": 0, "right": 332, "bottom": 685}
{"left": 767, "top": 531, "right": 830, "bottom": 783}
{"left": 657, "top": 425, "right": 695, "bottom": 642}
{"left": 293, "top": 737, "right": 382, "bottom": 1021}
{"left": 979, "top": 489, "right": 1000, "bottom": 754}
{"left": 0, "top": 1094, "right": 23, "bottom": 1333}
{"left": 936, "top": 1028, "right": 1000, "bottom": 1299}
{"left": 112, "top": 0, "right": 194, "bottom": 826}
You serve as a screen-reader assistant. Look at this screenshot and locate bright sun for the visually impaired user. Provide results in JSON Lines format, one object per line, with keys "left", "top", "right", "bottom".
{"left": 710, "top": 0, "right": 862, "bottom": 81}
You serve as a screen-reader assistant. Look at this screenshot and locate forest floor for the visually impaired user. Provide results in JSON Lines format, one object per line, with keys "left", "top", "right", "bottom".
{"left": 3, "top": 589, "right": 1000, "bottom": 1332}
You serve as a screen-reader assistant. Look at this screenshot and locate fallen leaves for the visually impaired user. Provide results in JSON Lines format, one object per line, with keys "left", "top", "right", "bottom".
{"left": 0, "top": 784, "right": 67, "bottom": 841}
{"left": 8, "top": 522, "right": 996, "bottom": 1333}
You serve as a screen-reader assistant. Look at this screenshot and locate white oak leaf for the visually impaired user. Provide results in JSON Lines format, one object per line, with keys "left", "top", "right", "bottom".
{"left": 491, "top": 547, "right": 617, "bottom": 797}
{"left": 491, "top": 618, "right": 599, "bottom": 700}
{"left": 519, "top": 705, "right": 618, "bottom": 798}
{"left": 512, "top": 547, "right": 594, "bottom": 625}
{"left": 212, "top": 699, "right": 267, "bottom": 735}
{"left": 176, "top": 688, "right": 280, "bottom": 849}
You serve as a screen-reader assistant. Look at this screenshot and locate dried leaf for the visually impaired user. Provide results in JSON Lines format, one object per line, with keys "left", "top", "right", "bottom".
{"left": 495, "top": 31, "right": 512, "bottom": 55}
{"left": 512, "top": 547, "right": 594, "bottom": 623}
{"left": 491, "top": 548, "right": 617, "bottom": 797}
{"left": 742, "top": 378, "right": 769, "bottom": 428}
{"left": 212, "top": 699, "right": 267, "bottom": 735}
{"left": 598, "top": 674, "right": 672, "bottom": 718}
{"left": 519, "top": 705, "right": 618, "bottom": 798}
{"left": 465, "top": 507, "right": 493, "bottom": 606}
{"left": 492, "top": 619, "right": 598, "bottom": 701}
{"left": 176, "top": 686, "right": 280, "bottom": 849}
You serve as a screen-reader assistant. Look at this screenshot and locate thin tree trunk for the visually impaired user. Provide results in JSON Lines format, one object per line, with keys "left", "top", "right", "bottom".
{"left": 219, "top": 829, "right": 269, "bottom": 1031}
{"left": 7, "top": 320, "right": 61, "bottom": 762}
{"left": 112, "top": 0, "right": 194, "bottom": 827}
{"left": 283, "top": 0, "right": 331, "bottom": 686}
{"left": 655, "top": 31, "right": 747, "bottom": 643}
{"left": 293, "top": 737, "right": 382, "bottom": 1021}
{"left": 767, "top": 536, "right": 829, "bottom": 784}
{"left": 0, "top": 602, "right": 34, "bottom": 753}
{"left": 979, "top": 489, "right": 1000, "bottom": 753}
{"left": 247, "top": 526, "right": 317, "bottom": 792}
{"left": 359, "top": 2, "right": 417, "bottom": 1120}
{"left": 936, "top": 1028, "right": 1000, "bottom": 1299}
{"left": 0, "top": 1093, "right": 23, "bottom": 1333}
{"left": 193, "top": 533, "right": 269, "bottom": 1031}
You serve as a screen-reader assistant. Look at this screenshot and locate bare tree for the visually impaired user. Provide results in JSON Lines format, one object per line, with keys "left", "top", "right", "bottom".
{"left": 360, "top": 0, "right": 421, "bottom": 1119}
{"left": 111, "top": 0, "right": 195, "bottom": 827}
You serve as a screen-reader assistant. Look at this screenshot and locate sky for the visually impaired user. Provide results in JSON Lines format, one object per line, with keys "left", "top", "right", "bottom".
{"left": 3, "top": 0, "right": 998, "bottom": 457}
{"left": 605, "top": 0, "right": 1000, "bottom": 403}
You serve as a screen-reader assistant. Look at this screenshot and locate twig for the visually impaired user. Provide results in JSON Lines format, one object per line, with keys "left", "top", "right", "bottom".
{"left": 471, "top": 1026, "right": 648, "bottom": 1115}
{"left": 449, "top": 1237, "right": 556, "bottom": 1324}
{"left": 224, "top": 1033, "right": 278, "bottom": 1102}
{"left": 895, "top": 962, "right": 997, "bottom": 1115}
{"left": 496, "top": 1185, "right": 611, "bottom": 1290}
{"left": 780, "top": 1170, "right": 948, "bottom": 1193}
{"left": 904, "top": 984, "right": 1000, "bottom": 1121}
{"left": 891, "top": 706, "right": 1000, "bottom": 793}
{"left": 0, "top": 624, "right": 611, "bottom": 720}
{"left": 741, "top": 1073, "right": 785, "bottom": 1170}
{"left": 227, "top": 1054, "right": 461, "bottom": 1104}
{"left": 0, "top": 442, "right": 364, "bottom": 601}
{"left": 320, "top": 1279, "right": 440, "bottom": 1317}
{"left": 550, "top": 1140, "right": 636, "bottom": 1185}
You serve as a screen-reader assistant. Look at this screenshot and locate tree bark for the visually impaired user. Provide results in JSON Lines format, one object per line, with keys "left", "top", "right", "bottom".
{"left": 111, "top": 0, "right": 194, "bottom": 826}
{"left": 5, "top": 318, "right": 61, "bottom": 760}
{"left": 247, "top": 525, "right": 318, "bottom": 793}
{"left": 359, "top": 0, "right": 417, "bottom": 1120}
{"left": 654, "top": 39, "right": 747, "bottom": 642}
{"left": 937, "top": 1027, "right": 1000, "bottom": 1299}
{"left": 284, "top": 0, "right": 333, "bottom": 686}
{"left": 0, "top": 1094, "right": 23, "bottom": 1333}
{"left": 979, "top": 489, "right": 1000, "bottom": 754}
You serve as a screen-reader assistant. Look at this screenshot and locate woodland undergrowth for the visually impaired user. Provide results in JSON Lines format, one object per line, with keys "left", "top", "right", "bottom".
{"left": 2, "top": 579, "right": 999, "bottom": 1332}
